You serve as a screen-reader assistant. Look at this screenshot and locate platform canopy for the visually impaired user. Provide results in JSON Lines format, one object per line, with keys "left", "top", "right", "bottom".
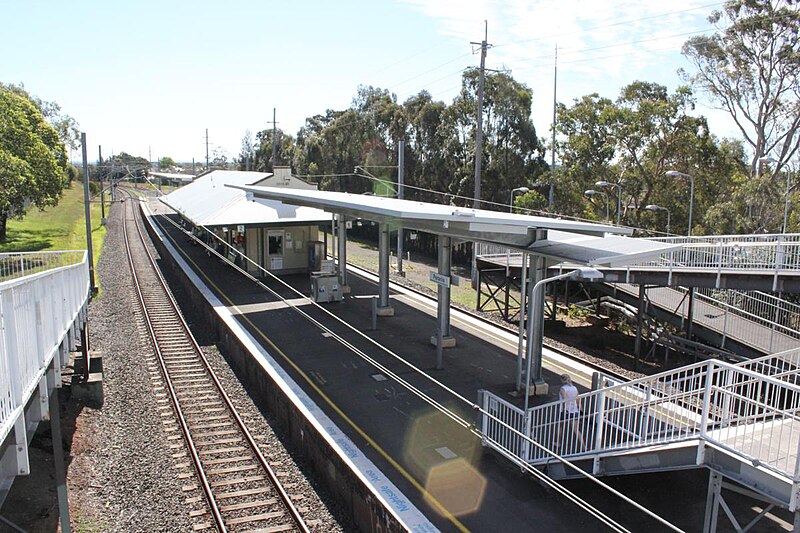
{"left": 160, "top": 171, "right": 330, "bottom": 227}
{"left": 229, "top": 186, "right": 679, "bottom": 267}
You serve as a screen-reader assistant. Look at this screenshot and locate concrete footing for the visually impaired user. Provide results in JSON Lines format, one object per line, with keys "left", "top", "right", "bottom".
{"left": 376, "top": 306, "right": 395, "bottom": 317}
{"left": 71, "top": 351, "right": 104, "bottom": 407}
{"left": 429, "top": 335, "right": 456, "bottom": 348}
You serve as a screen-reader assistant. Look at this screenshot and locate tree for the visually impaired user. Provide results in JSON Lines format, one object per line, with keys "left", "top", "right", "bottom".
{"left": 104, "top": 152, "right": 150, "bottom": 180}
{"left": 554, "top": 82, "right": 744, "bottom": 234}
{"left": 4, "top": 83, "right": 80, "bottom": 151}
{"left": 0, "top": 85, "right": 68, "bottom": 241}
{"left": 237, "top": 130, "right": 255, "bottom": 171}
{"left": 158, "top": 156, "right": 177, "bottom": 169}
{"left": 681, "top": 0, "right": 800, "bottom": 175}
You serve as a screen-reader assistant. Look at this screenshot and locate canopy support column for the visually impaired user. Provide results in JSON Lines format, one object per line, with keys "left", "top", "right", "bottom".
{"left": 431, "top": 235, "right": 455, "bottom": 351}
{"left": 336, "top": 214, "right": 349, "bottom": 292}
{"left": 377, "top": 223, "right": 394, "bottom": 316}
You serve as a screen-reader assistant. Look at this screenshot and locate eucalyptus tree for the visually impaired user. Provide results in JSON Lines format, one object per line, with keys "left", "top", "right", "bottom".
{"left": 681, "top": 0, "right": 800, "bottom": 175}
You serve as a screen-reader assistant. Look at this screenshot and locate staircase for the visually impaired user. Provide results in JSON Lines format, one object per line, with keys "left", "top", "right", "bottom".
{"left": 479, "top": 358, "right": 800, "bottom": 511}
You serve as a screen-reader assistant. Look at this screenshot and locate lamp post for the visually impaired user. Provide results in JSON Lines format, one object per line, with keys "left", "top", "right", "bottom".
{"left": 759, "top": 156, "right": 790, "bottom": 233}
{"left": 585, "top": 189, "right": 609, "bottom": 221}
{"left": 506, "top": 187, "right": 529, "bottom": 275}
{"left": 595, "top": 180, "right": 622, "bottom": 225}
{"left": 522, "top": 266, "right": 604, "bottom": 413}
{"left": 509, "top": 186, "right": 530, "bottom": 213}
{"left": 645, "top": 204, "right": 671, "bottom": 234}
{"left": 665, "top": 171, "right": 694, "bottom": 236}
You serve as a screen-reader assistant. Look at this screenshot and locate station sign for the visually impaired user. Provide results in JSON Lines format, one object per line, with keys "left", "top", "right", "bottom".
{"left": 429, "top": 272, "right": 451, "bottom": 287}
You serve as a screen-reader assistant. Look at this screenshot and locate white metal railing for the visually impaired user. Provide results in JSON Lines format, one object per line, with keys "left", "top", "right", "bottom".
{"left": 0, "top": 251, "right": 87, "bottom": 283}
{"left": 737, "top": 346, "right": 800, "bottom": 384}
{"left": 477, "top": 234, "right": 800, "bottom": 274}
{"left": 0, "top": 251, "right": 89, "bottom": 446}
{"left": 695, "top": 288, "right": 800, "bottom": 337}
{"left": 480, "top": 359, "right": 800, "bottom": 497}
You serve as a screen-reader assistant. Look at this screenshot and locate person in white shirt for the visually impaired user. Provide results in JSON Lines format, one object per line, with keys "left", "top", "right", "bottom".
{"left": 554, "top": 374, "right": 586, "bottom": 451}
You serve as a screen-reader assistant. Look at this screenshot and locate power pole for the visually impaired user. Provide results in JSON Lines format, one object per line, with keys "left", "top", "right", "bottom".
{"left": 81, "top": 133, "right": 96, "bottom": 293}
{"left": 549, "top": 45, "right": 558, "bottom": 207}
{"left": 471, "top": 22, "right": 491, "bottom": 286}
{"left": 268, "top": 108, "right": 279, "bottom": 171}
{"left": 205, "top": 128, "right": 209, "bottom": 169}
{"left": 471, "top": 21, "right": 490, "bottom": 210}
{"left": 396, "top": 140, "right": 405, "bottom": 276}
{"left": 98, "top": 145, "right": 105, "bottom": 222}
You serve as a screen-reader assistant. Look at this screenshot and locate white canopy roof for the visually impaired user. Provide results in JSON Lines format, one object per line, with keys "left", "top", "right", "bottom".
{"left": 230, "top": 185, "right": 679, "bottom": 267}
{"left": 160, "top": 171, "right": 331, "bottom": 227}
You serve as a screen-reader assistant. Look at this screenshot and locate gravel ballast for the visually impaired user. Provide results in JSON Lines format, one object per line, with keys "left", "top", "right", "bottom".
{"left": 64, "top": 193, "right": 346, "bottom": 532}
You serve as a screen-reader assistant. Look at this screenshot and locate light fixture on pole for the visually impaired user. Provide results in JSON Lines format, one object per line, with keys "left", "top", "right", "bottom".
{"left": 595, "top": 181, "right": 622, "bottom": 225}
{"left": 759, "top": 156, "right": 790, "bottom": 234}
{"left": 522, "top": 267, "right": 604, "bottom": 412}
{"left": 644, "top": 204, "right": 671, "bottom": 234}
{"left": 509, "top": 186, "right": 530, "bottom": 213}
{"left": 506, "top": 186, "right": 529, "bottom": 275}
{"left": 665, "top": 171, "right": 694, "bottom": 236}
{"left": 584, "top": 189, "right": 609, "bottom": 221}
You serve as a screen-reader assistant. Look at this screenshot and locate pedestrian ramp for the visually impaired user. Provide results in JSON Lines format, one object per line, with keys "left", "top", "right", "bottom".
{"left": 478, "top": 359, "right": 800, "bottom": 512}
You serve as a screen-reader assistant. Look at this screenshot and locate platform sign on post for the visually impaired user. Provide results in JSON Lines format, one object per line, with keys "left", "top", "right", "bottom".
{"left": 430, "top": 272, "right": 451, "bottom": 287}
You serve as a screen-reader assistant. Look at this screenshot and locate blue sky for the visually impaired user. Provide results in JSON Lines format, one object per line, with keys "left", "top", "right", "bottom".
{"left": 2, "top": 0, "right": 729, "bottom": 164}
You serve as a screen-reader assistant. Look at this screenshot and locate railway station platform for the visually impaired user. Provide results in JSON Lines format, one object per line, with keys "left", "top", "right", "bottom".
{"left": 143, "top": 199, "right": 794, "bottom": 532}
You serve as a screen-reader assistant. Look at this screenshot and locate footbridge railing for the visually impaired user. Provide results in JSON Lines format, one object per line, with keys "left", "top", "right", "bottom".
{"left": 479, "top": 359, "right": 800, "bottom": 509}
{"left": 0, "top": 250, "right": 89, "bottom": 502}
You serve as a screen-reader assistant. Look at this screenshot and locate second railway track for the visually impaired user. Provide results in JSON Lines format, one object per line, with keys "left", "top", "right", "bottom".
{"left": 121, "top": 189, "right": 310, "bottom": 533}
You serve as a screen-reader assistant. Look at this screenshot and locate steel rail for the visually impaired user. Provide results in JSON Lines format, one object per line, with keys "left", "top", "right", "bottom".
{"left": 121, "top": 189, "right": 309, "bottom": 533}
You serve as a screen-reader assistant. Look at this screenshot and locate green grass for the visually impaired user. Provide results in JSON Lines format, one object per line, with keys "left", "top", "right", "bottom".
{"left": 1, "top": 182, "right": 107, "bottom": 288}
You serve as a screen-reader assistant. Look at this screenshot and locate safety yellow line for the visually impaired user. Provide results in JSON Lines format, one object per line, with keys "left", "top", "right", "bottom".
{"left": 156, "top": 219, "right": 470, "bottom": 532}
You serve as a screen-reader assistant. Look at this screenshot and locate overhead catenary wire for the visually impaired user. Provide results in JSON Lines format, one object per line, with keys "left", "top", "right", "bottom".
{"left": 148, "top": 201, "right": 684, "bottom": 532}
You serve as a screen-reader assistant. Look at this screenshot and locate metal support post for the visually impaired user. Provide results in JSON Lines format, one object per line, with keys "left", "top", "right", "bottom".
{"left": 337, "top": 214, "right": 348, "bottom": 289}
{"left": 528, "top": 256, "right": 546, "bottom": 384}
{"left": 377, "top": 223, "right": 393, "bottom": 315}
{"left": 703, "top": 471, "right": 722, "bottom": 533}
{"left": 48, "top": 366, "right": 72, "bottom": 533}
{"left": 634, "top": 284, "right": 646, "bottom": 370}
{"left": 686, "top": 287, "right": 695, "bottom": 340}
{"left": 432, "top": 235, "right": 454, "bottom": 353}
{"left": 396, "top": 140, "right": 405, "bottom": 276}
{"left": 515, "top": 254, "right": 529, "bottom": 391}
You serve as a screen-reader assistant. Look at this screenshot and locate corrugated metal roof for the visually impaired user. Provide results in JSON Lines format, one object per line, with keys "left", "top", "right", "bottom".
{"left": 230, "top": 185, "right": 679, "bottom": 267}
{"left": 159, "top": 171, "right": 331, "bottom": 227}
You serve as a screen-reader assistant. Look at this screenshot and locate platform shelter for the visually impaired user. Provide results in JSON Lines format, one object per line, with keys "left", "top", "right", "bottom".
{"left": 160, "top": 170, "right": 331, "bottom": 275}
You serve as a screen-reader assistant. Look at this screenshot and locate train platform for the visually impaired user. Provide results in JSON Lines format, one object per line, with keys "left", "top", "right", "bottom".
{"left": 143, "top": 199, "right": 791, "bottom": 532}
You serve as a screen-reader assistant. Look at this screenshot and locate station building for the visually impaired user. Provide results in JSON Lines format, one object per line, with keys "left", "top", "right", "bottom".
{"left": 159, "top": 168, "right": 331, "bottom": 275}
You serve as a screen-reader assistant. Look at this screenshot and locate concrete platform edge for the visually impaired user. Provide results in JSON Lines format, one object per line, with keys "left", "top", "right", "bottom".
{"left": 142, "top": 203, "right": 438, "bottom": 533}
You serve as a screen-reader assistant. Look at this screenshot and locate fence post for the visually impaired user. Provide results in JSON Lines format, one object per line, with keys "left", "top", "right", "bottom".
{"left": 593, "top": 390, "right": 606, "bottom": 454}
{"left": 699, "top": 362, "right": 715, "bottom": 439}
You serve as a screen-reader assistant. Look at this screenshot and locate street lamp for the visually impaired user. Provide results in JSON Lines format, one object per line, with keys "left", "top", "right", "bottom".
{"left": 522, "top": 267, "right": 604, "bottom": 412}
{"left": 645, "top": 204, "right": 671, "bottom": 234}
{"left": 506, "top": 186, "right": 530, "bottom": 274}
{"left": 585, "top": 189, "right": 609, "bottom": 221}
{"left": 509, "top": 186, "right": 530, "bottom": 213}
{"left": 665, "top": 171, "right": 694, "bottom": 236}
{"left": 759, "top": 156, "right": 791, "bottom": 234}
{"left": 595, "top": 180, "right": 622, "bottom": 225}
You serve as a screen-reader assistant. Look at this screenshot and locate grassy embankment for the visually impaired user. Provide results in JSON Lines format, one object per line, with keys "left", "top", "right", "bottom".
{"left": 0, "top": 182, "right": 108, "bottom": 290}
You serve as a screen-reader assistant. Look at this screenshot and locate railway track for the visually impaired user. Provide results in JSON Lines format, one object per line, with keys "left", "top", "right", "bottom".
{"left": 121, "top": 189, "right": 310, "bottom": 533}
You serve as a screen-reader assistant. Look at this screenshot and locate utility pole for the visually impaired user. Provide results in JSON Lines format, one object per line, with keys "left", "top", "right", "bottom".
{"left": 397, "top": 140, "right": 405, "bottom": 276}
{"left": 148, "top": 146, "right": 152, "bottom": 168}
{"left": 471, "top": 21, "right": 490, "bottom": 210}
{"left": 192, "top": 158, "right": 196, "bottom": 174}
{"left": 205, "top": 128, "right": 209, "bottom": 169}
{"left": 267, "top": 108, "right": 279, "bottom": 171}
{"left": 471, "top": 22, "right": 491, "bottom": 286}
{"left": 81, "top": 133, "right": 96, "bottom": 293}
{"left": 98, "top": 146, "right": 105, "bottom": 222}
{"left": 549, "top": 45, "right": 558, "bottom": 207}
